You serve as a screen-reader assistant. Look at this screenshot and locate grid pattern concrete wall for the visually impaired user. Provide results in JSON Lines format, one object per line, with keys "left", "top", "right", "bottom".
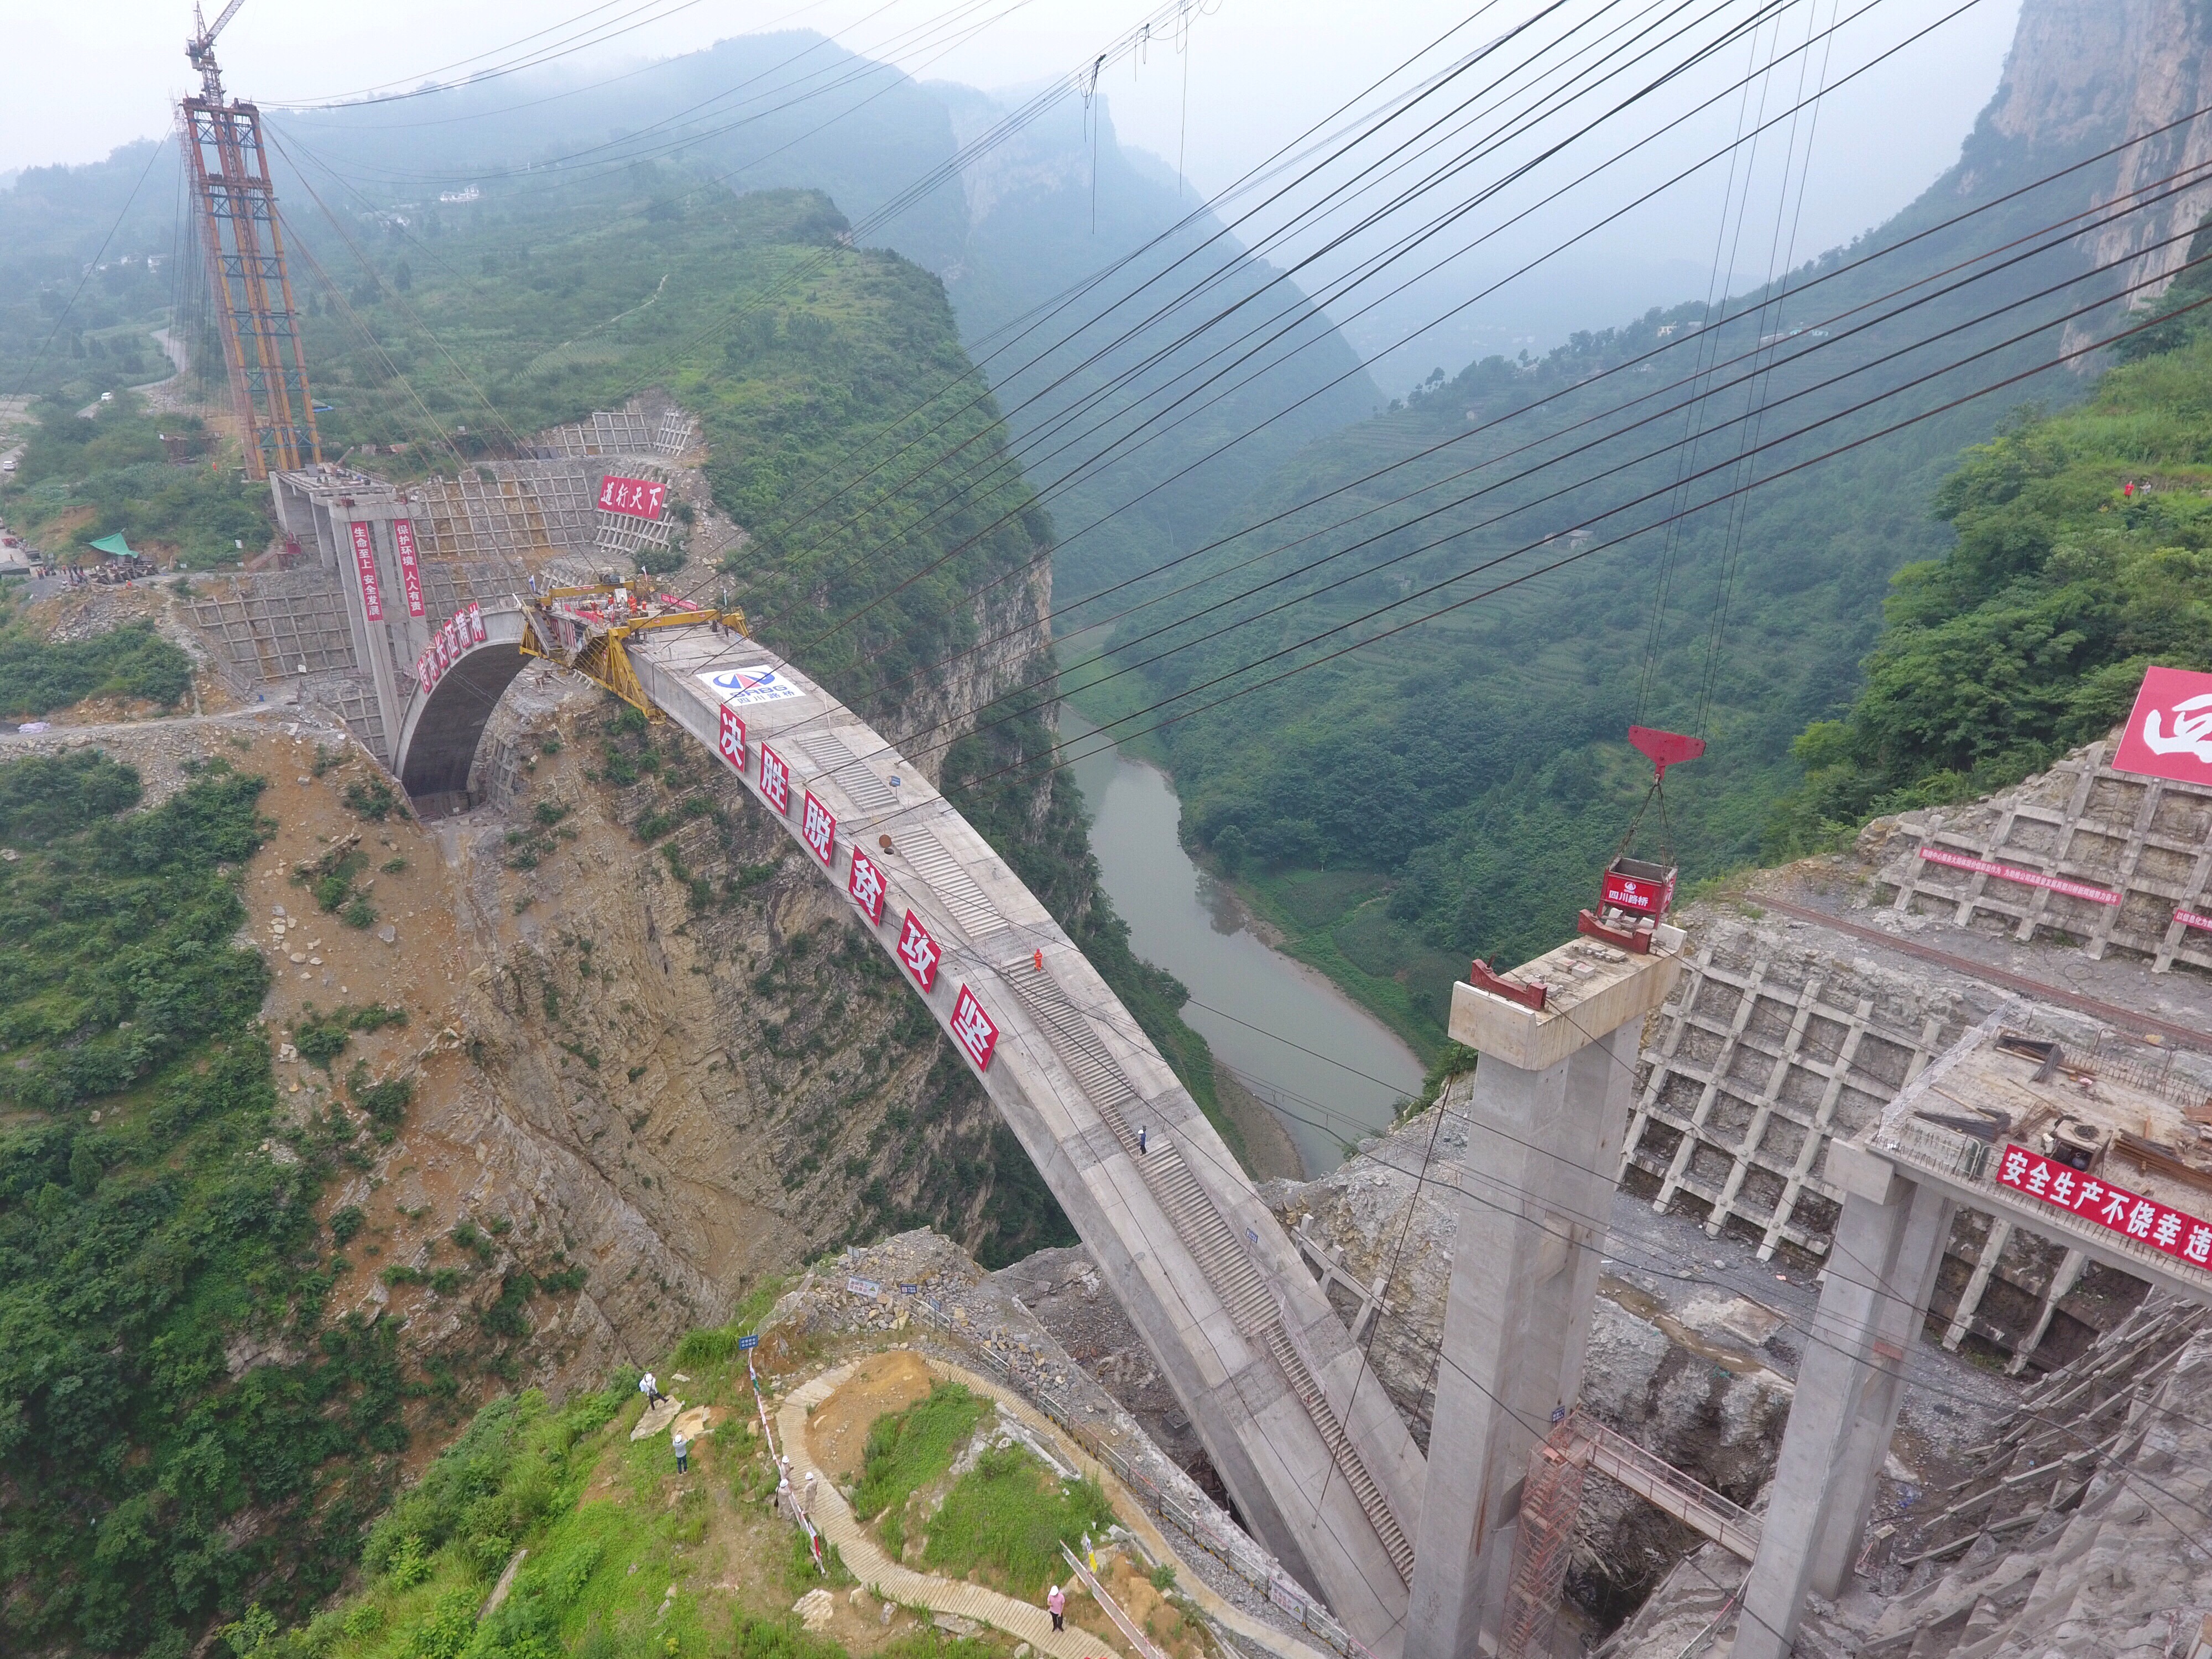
{"left": 1871, "top": 738, "right": 2212, "bottom": 973}
{"left": 410, "top": 462, "right": 597, "bottom": 561}
{"left": 530, "top": 407, "right": 653, "bottom": 457}
{"left": 1624, "top": 920, "right": 2150, "bottom": 1369}
{"left": 418, "top": 557, "right": 531, "bottom": 618}
{"left": 1625, "top": 931, "right": 1959, "bottom": 1260}
{"left": 185, "top": 576, "right": 358, "bottom": 688}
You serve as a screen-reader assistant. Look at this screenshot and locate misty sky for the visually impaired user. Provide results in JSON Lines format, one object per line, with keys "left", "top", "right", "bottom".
{"left": 13, "top": 0, "right": 2021, "bottom": 274}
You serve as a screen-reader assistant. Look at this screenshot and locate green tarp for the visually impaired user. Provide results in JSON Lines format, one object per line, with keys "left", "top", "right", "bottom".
{"left": 86, "top": 533, "right": 135, "bottom": 558}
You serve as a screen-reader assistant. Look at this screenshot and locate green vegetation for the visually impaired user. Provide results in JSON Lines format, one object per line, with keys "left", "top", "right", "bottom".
{"left": 0, "top": 400, "right": 272, "bottom": 567}
{"left": 0, "top": 758, "right": 412, "bottom": 1656}
{"left": 1768, "top": 334, "right": 2212, "bottom": 848}
{"left": 0, "top": 747, "right": 142, "bottom": 844}
{"left": 291, "top": 1003, "right": 410, "bottom": 1072}
{"left": 853, "top": 1382, "right": 992, "bottom": 1542}
{"left": 920, "top": 1446, "right": 1115, "bottom": 1597}
{"left": 0, "top": 598, "right": 192, "bottom": 718}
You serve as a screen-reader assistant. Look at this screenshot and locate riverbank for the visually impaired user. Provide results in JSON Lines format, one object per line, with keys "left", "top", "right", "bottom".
{"left": 1062, "top": 708, "right": 1422, "bottom": 1176}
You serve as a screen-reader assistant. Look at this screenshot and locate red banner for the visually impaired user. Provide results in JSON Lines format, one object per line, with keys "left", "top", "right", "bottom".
{"left": 392, "top": 519, "right": 425, "bottom": 617}
{"left": 950, "top": 985, "right": 999, "bottom": 1072}
{"left": 1917, "top": 845, "right": 2121, "bottom": 906}
{"left": 2178, "top": 908, "right": 2212, "bottom": 933}
{"left": 847, "top": 847, "right": 886, "bottom": 925}
{"left": 801, "top": 790, "right": 836, "bottom": 867}
{"left": 597, "top": 474, "right": 667, "bottom": 520}
{"left": 896, "top": 910, "right": 941, "bottom": 991}
{"left": 2114, "top": 664, "right": 2212, "bottom": 788}
{"left": 1998, "top": 1141, "right": 2212, "bottom": 1267}
{"left": 347, "top": 521, "right": 383, "bottom": 622}
{"left": 717, "top": 706, "right": 747, "bottom": 771}
{"left": 758, "top": 744, "right": 790, "bottom": 814}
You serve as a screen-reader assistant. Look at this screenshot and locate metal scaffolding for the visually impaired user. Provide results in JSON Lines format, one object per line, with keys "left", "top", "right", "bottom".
{"left": 180, "top": 92, "right": 319, "bottom": 478}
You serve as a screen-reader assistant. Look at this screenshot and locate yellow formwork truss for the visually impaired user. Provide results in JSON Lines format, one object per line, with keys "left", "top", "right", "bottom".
{"left": 520, "top": 585, "right": 748, "bottom": 716}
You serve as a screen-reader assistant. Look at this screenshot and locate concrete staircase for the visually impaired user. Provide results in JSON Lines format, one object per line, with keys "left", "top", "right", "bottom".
{"left": 1010, "top": 968, "right": 1416, "bottom": 1585}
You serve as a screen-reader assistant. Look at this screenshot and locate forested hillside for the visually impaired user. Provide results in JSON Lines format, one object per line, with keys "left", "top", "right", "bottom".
{"left": 0, "top": 151, "right": 1262, "bottom": 1656}
{"left": 1770, "top": 239, "right": 2212, "bottom": 847}
{"left": 1071, "top": 97, "right": 2178, "bottom": 1047}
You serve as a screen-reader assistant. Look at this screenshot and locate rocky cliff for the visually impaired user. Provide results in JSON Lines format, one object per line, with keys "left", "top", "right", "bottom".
{"left": 1966, "top": 0, "right": 2212, "bottom": 320}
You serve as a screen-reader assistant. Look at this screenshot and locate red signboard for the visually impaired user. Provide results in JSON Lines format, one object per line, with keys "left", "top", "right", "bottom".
{"left": 801, "top": 790, "right": 836, "bottom": 867}
{"left": 896, "top": 910, "right": 941, "bottom": 991}
{"left": 392, "top": 519, "right": 425, "bottom": 617}
{"left": 717, "top": 706, "right": 747, "bottom": 771}
{"left": 347, "top": 521, "right": 383, "bottom": 622}
{"left": 2179, "top": 908, "right": 2212, "bottom": 933}
{"left": 1999, "top": 1141, "right": 2212, "bottom": 1267}
{"left": 950, "top": 984, "right": 999, "bottom": 1072}
{"left": 1917, "top": 846, "right": 2121, "bottom": 906}
{"left": 758, "top": 744, "right": 790, "bottom": 814}
{"left": 847, "top": 847, "right": 887, "bottom": 925}
{"left": 597, "top": 474, "right": 667, "bottom": 520}
{"left": 2114, "top": 665, "right": 2212, "bottom": 789}
{"left": 1603, "top": 866, "right": 1671, "bottom": 917}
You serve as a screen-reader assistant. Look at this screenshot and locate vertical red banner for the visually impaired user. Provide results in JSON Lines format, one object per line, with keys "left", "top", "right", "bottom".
{"left": 801, "top": 790, "right": 836, "bottom": 867}
{"left": 847, "top": 847, "right": 887, "bottom": 924}
{"left": 717, "top": 706, "right": 748, "bottom": 771}
{"left": 759, "top": 745, "right": 791, "bottom": 814}
{"left": 950, "top": 985, "right": 999, "bottom": 1072}
{"left": 347, "top": 521, "right": 383, "bottom": 622}
{"left": 896, "top": 910, "right": 941, "bottom": 990}
{"left": 392, "top": 519, "right": 425, "bottom": 617}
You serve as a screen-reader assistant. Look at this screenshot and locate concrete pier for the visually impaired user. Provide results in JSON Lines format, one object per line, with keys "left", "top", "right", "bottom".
{"left": 1731, "top": 1145, "right": 1953, "bottom": 1659}
{"left": 1406, "top": 936, "right": 1683, "bottom": 1659}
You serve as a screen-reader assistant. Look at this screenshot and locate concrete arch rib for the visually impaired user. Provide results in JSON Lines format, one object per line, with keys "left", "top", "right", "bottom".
{"left": 622, "top": 629, "right": 1424, "bottom": 1657}
{"left": 394, "top": 608, "right": 530, "bottom": 808}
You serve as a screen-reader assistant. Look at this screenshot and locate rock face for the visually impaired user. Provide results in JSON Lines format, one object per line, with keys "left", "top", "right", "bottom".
{"left": 1601, "top": 1297, "right": 2212, "bottom": 1657}
{"left": 1969, "top": 0, "right": 2212, "bottom": 332}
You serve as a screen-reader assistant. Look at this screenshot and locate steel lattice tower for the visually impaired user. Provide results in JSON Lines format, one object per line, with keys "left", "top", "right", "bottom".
{"left": 180, "top": 25, "right": 319, "bottom": 480}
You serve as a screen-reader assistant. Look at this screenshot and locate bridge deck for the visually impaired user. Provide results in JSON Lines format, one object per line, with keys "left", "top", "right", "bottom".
{"left": 619, "top": 630, "right": 1425, "bottom": 1655}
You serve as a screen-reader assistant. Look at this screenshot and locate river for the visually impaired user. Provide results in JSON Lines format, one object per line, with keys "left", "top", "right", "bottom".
{"left": 1062, "top": 709, "right": 1424, "bottom": 1177}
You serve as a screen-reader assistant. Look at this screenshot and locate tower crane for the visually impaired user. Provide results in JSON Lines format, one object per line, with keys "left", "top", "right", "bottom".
{"left": 186, "top": 0, "right": 249, "bottom": 103}
{"left": 179, "top": 0, "right": 321, "bottom": 478}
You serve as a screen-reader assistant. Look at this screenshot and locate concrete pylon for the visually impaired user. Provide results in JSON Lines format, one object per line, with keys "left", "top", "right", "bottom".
{"left": 1731, "top": 1143, "right": 1953, "bottom": 1659}
{"left": 1406, "top": 935, "right": 1683, "bottom": 1659}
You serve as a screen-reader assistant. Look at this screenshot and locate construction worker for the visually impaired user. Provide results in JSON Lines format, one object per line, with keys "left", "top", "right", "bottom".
{"left": 672, "top": 1430, "right": 690, "bottom": 1474}
{"left": 639, "top": 1371, "right": 668, "bottom": 1407}
{"left": 1046, "top": 1583, "right": 1065, "bottom": 1633}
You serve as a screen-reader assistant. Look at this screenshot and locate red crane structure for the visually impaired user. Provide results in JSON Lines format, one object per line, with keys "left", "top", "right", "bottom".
{"left": 180, "top": 1, "right": 320, "bottom": 479}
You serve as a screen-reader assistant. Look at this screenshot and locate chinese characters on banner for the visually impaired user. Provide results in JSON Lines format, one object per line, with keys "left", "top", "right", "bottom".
{"left": 347, "top": 521, "right": 383, "bottom": 621}
{"left": 596, "top": 474, "right": 667, "bottom": 520}
{"left": 392, "top": 519, "right": 426, "bottom": 618}
{"left": 717, "top": 706, "right": 747, "bottom": 770}
{"left": 414, "top": 604, "right": 486, "bottom": 693}
{"left": 2114, "top": 664, "right": 2212, "bottom": 789}
{"left": 1917, "top": 846, "right": 2121, "bottom": 906}
{"left": 1997, "top": 1142, "right": 2212, "bottom": 1268}
{"left": 758, "top": 745, "right": 790, "bottom": 813}
{"left": 801, "top": 791, "right": 836, "bottom": 866}
{"left": 847, "top": 847, "right": 887, "bottom": 925}
{"left": 949, "top": 985, "right": 999, "bottom": 1072}
{"left": 896, "top": 910, "right": 940, "bottom": 990}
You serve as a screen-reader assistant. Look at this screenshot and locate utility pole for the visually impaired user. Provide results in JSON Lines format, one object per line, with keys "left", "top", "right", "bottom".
{"left": 180, "top": 1, "right": 320, "bottom": 479}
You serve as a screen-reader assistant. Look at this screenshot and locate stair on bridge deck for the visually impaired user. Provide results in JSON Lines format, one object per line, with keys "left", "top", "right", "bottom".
{"left": 1008, "top": 966, "right": 1416, "bottom": 1585}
